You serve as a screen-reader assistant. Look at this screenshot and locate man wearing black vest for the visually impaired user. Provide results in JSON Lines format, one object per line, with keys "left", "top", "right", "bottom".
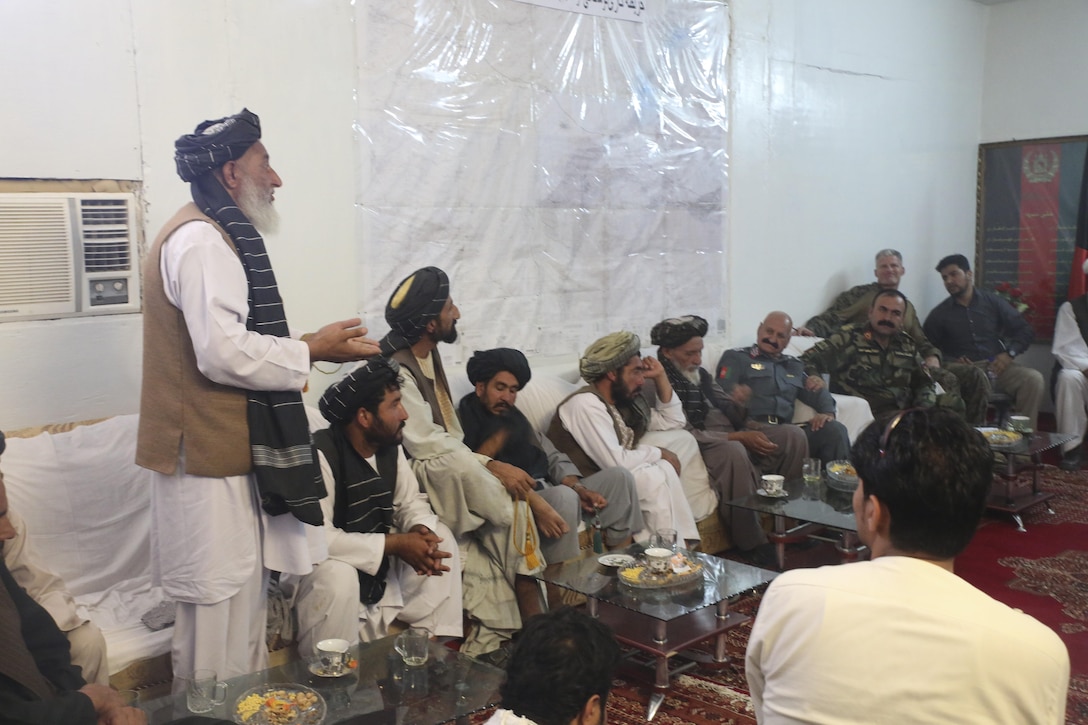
{"left": 286, "top": 358, "right": 461, "bottom": 656}
{"left": 1052, "top": 271, "right": 1088, "bottom": 470}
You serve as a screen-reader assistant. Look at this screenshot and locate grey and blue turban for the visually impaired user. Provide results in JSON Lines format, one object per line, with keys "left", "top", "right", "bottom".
{"left": 380, "top": 267, "right": 450, "bottom": 355}
{"left": 174, "top": 108, "right": 262, "bottom": 182}
{"left": 467, "top": 348, "right": 532, "bottom": 388}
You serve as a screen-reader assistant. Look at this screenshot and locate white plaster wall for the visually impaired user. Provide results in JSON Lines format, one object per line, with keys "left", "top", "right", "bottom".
{"left": 981, "top": 0, "right": 1088, "bottom": 143}
{"left": 727, "top": 0, "right": 988, "bottom": 346}
{"left": 0, "top": 0, "right": 358, "bottom": 429}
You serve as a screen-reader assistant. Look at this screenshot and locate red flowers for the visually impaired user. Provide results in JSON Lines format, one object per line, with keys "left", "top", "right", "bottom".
{"left": 991, "top": 282, "right": 1029, "bottom": 315}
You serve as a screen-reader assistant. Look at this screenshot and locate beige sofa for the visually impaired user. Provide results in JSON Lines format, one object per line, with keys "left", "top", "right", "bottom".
{"left": 2, "top": 415, "right": 299, "bottom": 691}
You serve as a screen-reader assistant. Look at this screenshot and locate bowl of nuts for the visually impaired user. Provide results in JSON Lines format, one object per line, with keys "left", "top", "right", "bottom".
{"left": 233, "top": 684, "right": 326, "bottom": 725}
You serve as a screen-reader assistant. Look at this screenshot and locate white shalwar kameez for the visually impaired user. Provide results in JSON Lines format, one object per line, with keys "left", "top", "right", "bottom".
{"left": 152, "top": 221, "right": 326, "bottom": 684}
{"left": 1052, "top": 300, "right": 1088, "bottom": 453}
{"left": 556, "top": 393, "right": 699, "bottom": 542}
{"left": 287, "top": 447, "right": 462, "bottom": 654}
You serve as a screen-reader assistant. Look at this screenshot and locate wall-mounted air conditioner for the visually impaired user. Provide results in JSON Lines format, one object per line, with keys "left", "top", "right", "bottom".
{"left": 0, "top": 192, "right": 141, "bottom": 322}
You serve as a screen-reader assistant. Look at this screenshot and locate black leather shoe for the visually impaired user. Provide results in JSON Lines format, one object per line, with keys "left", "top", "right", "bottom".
{"left": 1060, "top": 449, "right": 1082, "bottom": 471}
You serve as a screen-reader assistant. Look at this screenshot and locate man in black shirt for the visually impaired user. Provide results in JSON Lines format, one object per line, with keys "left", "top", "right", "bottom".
{"left": 923, "top": 254, "right": 1044, "bottom": 429}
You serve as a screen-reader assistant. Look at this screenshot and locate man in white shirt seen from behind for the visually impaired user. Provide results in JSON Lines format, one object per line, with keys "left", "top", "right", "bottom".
{"left": 746, "top": 407, "right": 1070, "bottom": 724}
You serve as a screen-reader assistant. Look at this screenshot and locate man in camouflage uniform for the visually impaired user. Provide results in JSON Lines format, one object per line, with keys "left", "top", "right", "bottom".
{"left": 801, "top": 289, "right": 939, "bottom": 421}
{"left": 801, "top": 249, "right": 989, "bottom": 423}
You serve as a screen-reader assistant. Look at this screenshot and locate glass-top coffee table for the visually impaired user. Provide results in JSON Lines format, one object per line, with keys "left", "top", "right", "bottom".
{"left": 135, "top": 634, "right": 504, "bottom": 725}
{"left": 726, "top": 477, "right": 864, "bottom": 570}
{"left": 986, "top": 430, "right": 1075, "bottom": 532}
{"left": 536, "top": 544, "right": 775, "bottom": 721}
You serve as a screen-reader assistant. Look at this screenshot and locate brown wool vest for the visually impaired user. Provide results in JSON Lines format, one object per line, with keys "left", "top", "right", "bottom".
{"left": 135, "top": 203, "right": 251, "bottom": 477}
{"left": 391, "top": 349, "right": 453, "bottom": 430}
{"left": 546, "top": 386, "right": 633, "bottom": 478}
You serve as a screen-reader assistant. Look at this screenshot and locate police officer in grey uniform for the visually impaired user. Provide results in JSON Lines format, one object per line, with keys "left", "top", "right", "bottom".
{"left": 717, "top": 311, "right": 850, "bottom": 465}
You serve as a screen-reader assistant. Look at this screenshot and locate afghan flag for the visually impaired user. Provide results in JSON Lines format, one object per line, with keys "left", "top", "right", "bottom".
{"left": 1071, "top": 145, "right": 1088, "bottom": 299}
{"left": 979, "top": 139, "right": 1088, "bottom": 339}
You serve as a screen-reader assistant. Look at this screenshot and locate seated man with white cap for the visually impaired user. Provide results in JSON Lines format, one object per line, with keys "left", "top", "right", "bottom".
{"left": 284, "top": 358, "right": 462, "bottom": 655}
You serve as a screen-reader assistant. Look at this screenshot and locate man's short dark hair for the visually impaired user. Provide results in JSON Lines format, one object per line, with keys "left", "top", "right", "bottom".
{"left": 499, "top": 607, "right": 620, "bottom": 725}
{"left": 850, "top": 407, "right": 992, "bottom": 559}
{"left": 936, "top": 254, "right": 971, "bottom": 273}
{"left": 869, "top": 288, "right": 908, "bottom": 309}
{"left": 355, "top": 380, "right": 402, "bottom": 418}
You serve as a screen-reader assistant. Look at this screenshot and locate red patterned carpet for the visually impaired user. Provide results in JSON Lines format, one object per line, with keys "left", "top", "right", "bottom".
{"left": 474, "top": 466, "right": 1088, "bottom": 724}
{"left": 957, "top": 465, "right": 1088, "bottom": 724}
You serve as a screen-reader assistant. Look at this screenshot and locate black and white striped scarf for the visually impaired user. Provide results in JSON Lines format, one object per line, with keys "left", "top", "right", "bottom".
{"left": 659, "top": 355, "right": 711, "bottom": 429}
{"left": 179, "top": 127, "right": 324, "bottom": 526}
{"left": 314, "top": 427, "right": 396, "bottom": 605}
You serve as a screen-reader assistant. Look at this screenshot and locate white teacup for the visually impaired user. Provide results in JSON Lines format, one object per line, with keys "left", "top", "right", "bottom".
{"left": 1008, "top": 415, "right": 1032, "bottom": 434}
{"left": 316, "top": 638, "right": 351, "bottom": 676}
{"left": 761, "top": 474, "right": 785, "bottom": 495}
{"left": 644, "top": 547, "right": 673, "bottom": 574}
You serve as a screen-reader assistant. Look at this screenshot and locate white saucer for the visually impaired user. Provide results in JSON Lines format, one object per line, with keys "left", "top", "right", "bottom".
{"left": 308, "top": 660, "right": 354, "bottom": 678}
{"left": 598, "top": 554, "right": 637, "bottom": 568}
{"left": 756, "top": 488, "right": 789, "bottom": 498}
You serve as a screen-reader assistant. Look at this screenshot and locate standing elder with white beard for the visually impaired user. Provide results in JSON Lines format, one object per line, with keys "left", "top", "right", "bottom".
{"left": 136, "top": 109, "right": 380, "bottom": 683}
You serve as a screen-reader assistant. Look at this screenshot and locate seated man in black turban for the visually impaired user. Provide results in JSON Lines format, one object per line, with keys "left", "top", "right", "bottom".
{"left": 136, "top": 108, "right": 380, "bottom": 681}
{"left": 459, "top": 349, "right": 643, "bottom": 574}
{"left": 282, "top": 358, "right": 462, "bottom": 655}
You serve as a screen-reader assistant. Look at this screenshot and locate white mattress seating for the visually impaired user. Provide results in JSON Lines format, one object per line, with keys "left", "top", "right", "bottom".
{"left": 3, "top": 415, "right": 171, "bottom": 684}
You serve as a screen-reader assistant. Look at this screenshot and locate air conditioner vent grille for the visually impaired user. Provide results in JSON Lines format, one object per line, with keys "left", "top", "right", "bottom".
{"left": 80, "top": 199, "right": 132, "bottom": 272}
{"left": 0, "top": 199, "right": 74, "bottom": 307}
{"left": 0, "top": 191, "right": 140, "bottom": 321}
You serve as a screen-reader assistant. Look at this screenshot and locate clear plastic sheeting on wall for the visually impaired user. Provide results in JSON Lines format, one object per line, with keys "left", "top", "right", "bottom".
{"left": 356, "top": 0, "right": 729, "bottom": 361}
